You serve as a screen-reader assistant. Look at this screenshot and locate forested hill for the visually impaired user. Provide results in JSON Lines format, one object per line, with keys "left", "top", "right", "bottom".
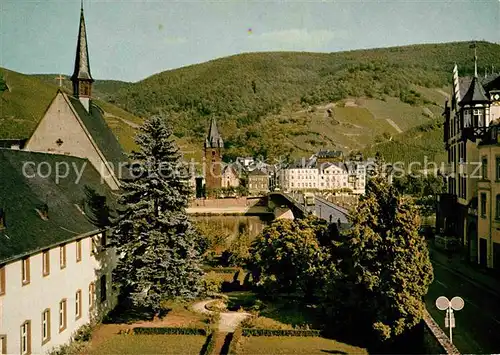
{"left": 100, "top": 41, "right": 500, "bottom": 161}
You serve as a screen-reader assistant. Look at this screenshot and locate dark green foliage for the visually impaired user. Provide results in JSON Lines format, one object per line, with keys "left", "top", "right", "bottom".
{"left": 393, "top": 174, "right": 446, "bottom": 216}
{"left": 132, "top": 327, "right": 208, "bottom": 335}
{"left": 0, "top": 74, "right": 7, "bottom": 93}
{"left": 325, "top": 177, "right": 434, "bottom": 345}
{"left": 242, "top": 329, "right": 322, "bottom": 337}
{"left": 249, "top": 216, "right": 331, "bottom": 300}
{"left": 100, "top": 41, "right": 500, "bottom": 160}
{"left": 111, "top": 115, "right": 203, "bottom": 314}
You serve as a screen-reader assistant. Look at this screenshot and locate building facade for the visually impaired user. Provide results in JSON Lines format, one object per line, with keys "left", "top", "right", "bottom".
{"left": 437, "top": 53, "right": 500, "bottom": 268}
{"left": 248, "top": 169, "right": 269, "bottom": 194}
{"left": 0, "top": 4, "right": 127, "bottom": 353}
{"left": 279, "top": 158, "right": 366, "bottom": 194}
{"left": 221, "top": 164, "right": 240, "bottom": 188}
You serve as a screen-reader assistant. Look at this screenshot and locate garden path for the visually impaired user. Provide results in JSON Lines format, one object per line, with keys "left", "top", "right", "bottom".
{"left": 192, "top": 299, "right": 251, "bottom": 332}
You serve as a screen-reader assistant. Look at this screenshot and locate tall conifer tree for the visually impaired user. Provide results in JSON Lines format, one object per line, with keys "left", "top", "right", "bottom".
{"left": 111, "top": 116, "right": 202, "bottom": 313}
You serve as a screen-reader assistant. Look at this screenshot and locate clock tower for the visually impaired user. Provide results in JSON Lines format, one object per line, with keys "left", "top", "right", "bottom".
{"left": 203, "top": 117, "right": 224, "bottom": 193}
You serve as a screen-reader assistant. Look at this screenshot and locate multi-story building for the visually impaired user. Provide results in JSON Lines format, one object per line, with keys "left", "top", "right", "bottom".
{"left": 437, "top": 51, "right": 500, "bottom": 268}
{"left": 279, "top": 157, "right": 366, "bottom": 194}
{"left": 0, "top": 4, "right": 129, "bottom": 353}
{"left": 248, "top": 168, "right": 270, "bottom": 195}
{"left": 0, "top": 150, "right": 117, "bottom": 355}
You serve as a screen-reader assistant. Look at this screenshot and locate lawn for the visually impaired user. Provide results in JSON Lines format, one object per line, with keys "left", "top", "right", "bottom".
{"left": 239, "top": 336, "right": 368, "bottom": 355}
{"left": 87, "top": 334, "right": 207, "bottom": 354}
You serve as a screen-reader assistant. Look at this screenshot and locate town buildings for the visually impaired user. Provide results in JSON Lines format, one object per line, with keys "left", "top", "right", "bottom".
{"left": 0, "top": 5, "right": 123, "bottom": 353}
{"left": 436, "top": 49, "right": 500, "bottom": 269}
{"left": 279, "top": 155, "right": 367, "bottom": 194}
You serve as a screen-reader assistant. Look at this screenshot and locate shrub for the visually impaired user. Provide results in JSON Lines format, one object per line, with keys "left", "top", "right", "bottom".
{"left": 201, "top": 272, "right": 224, "bottom": 296}
{"left": 241, "top": 328, "right": 322, "bottom": 337}
{"left": 228, "top": 326, "right": 243, "bottom": 355}
{"left": 200, "top": 331, "right": 217, "bottom": 355}
{"left": 133, "top": 327, "right": 208, "bottom": 335}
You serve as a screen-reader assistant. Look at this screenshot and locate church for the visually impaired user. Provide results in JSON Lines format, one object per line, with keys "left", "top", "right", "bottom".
{"left": 0, "top": 4, "right": 127, "bottom": 354}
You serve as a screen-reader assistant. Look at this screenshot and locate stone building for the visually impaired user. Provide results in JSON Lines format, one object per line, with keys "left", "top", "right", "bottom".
{"left": 248, "top": 168, "right": 269, "bottom": 195}
{"left": 436, "top": 48, "right": 500, "bottom": 268}
{"left": 203, "top": 117, "right": 224, "bottom": 191}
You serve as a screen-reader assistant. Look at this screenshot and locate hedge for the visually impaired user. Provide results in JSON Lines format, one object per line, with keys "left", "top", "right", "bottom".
{"left": 228, "top": 326, "right": 243, "bottom": 355}
{"left": 200, "top": 331, "right": 216, "bottom": 355}
{"left": 133, "top": 327, "right": 208, "bottom": 336}
{"left": 242, "top": 328, "right": 322, "bottom": 337}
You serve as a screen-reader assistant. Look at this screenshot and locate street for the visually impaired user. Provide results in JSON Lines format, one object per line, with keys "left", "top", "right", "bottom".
{"left": 426, "top": 258, "right": 500, "bottom": 354}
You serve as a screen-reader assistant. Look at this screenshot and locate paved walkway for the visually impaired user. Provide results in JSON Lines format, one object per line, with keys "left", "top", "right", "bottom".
{"left": 192, "top": 299, "right": 250, "bottom": 332}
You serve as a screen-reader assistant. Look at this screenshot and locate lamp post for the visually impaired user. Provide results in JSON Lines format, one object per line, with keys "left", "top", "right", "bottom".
{"left": 435, "top": 296, "right": 464, "bottom": 344}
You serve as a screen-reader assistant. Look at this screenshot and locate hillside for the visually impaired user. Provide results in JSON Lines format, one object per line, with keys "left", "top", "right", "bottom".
{"left": 100, "top": 41, "right": 500, "bottom": 161}
{"left": 0, "top": 68, "right": 140, "bottom": 152}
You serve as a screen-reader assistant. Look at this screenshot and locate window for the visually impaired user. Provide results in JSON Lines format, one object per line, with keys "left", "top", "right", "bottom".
{"left": 464, "top": 109, "right": 471, "bottom": 127}
{"left": 496, "top": 157, "right": 500, "bottom": 180}
{"left": 482, "top": 157, "right": 488, "bottom": 179}
{"left": 100, "top": 275, "right": 107, "bottom": 303}
{"left": 22, "top": 258, "right": 30, "bottom": 285}
{"left": 41, "top": 309, "right": 50, "bottom": 345}
{"left": 481, "top": 193, "right": 487, "bottom": 218}
{"left": 59, "top": 245, "right": 66, "bottom": 269}
{"left": 75, "top": 290, "right": 82, "bottom": 320}
{"left": 59, "top": 299, "right": 67, "bottom": 332}
{"left": 473, "top": 108, "right": 484, "bottom": 127}
{"left": 42, "top": 250, "right": 50, "bottom": 277}
{"left": 76, "top": 240, "right": 82, "bottom": 262}
{"left": 20, "top": 321, "right": 31, "bottom": 355}
{"left": 0, "top": 334, "right": 6, "bottom": 354}
{"left": 0, "top": 265, "right": 5, "bottom": 296}
{"left": 89, "top": 282, "right": 95, "bottom": 310}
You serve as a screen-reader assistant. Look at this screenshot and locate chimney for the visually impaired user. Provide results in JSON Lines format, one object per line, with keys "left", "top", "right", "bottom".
{"left": 0, "top": 208, "right": 5, "bottom": 230}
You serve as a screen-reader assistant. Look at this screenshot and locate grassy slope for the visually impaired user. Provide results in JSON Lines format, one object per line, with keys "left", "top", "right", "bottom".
{"left": 0, "top": 68, "right": 141, "bottom": 153}
{"left": 99, "top": 41, "right": 500, "bottom": 161}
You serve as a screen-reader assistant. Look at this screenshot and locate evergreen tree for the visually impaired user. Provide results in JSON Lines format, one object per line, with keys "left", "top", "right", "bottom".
{"left": 327, "top": 176, "right": 433, "bottom": 345}
{"left": 111, "top": 115, "right": 203, "bottom": 314}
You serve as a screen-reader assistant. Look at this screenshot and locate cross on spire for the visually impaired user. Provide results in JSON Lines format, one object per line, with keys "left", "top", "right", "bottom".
{"left": 55, "top": 74, "right": 65, "bottom": 87}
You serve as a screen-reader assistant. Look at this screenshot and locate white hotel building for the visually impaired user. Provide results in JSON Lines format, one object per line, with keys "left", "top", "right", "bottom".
{"left": 279, "top": 157, "right": 367, "bottom": 194}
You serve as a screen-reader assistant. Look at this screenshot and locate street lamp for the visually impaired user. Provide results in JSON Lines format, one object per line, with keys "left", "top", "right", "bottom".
{"left": 435, "top": 296, "right": 464, "bottom": 344}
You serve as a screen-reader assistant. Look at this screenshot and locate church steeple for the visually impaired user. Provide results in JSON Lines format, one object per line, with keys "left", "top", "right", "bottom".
{"left": 71, "top": 1, "right": 94, "bottom": 111}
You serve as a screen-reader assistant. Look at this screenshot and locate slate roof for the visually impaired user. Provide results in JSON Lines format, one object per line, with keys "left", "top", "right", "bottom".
{"left": 67, "top": 95, "right": 128, "bottom": 175}
{"left": 0, "top": 149, "right": 118, "bottom": 263}
{"left": 249, "top": 168, "right": 267, "bottom": 176}
{"left": 205, "top": 117, "right": 224, "bottom": 149}
{"left": 71, "top": 7, "right": 93, "bottom": 82}
{"left": 460, "top": 76, "right": 490, "bottom": 105}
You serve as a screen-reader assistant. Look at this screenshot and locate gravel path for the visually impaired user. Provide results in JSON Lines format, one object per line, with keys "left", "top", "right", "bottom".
{"left": 192, "top": 299, "right": 250, "bottom": 332}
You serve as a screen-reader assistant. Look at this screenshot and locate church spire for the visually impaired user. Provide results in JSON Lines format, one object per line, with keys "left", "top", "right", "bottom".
{"left": 71, "top": 1, "right": 94, "bottom": 111}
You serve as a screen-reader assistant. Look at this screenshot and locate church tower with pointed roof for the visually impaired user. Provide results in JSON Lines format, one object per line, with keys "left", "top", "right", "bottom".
{"left": 71, "top": 2, "right": 94, "bottom": 112}
{"left": 203, "top": 117, "right": 224, "bottom": 191}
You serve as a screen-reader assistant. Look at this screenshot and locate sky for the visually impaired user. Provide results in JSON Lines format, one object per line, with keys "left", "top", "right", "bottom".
{"left": 1, "top": 0, "right": 499, "bottom": 82}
